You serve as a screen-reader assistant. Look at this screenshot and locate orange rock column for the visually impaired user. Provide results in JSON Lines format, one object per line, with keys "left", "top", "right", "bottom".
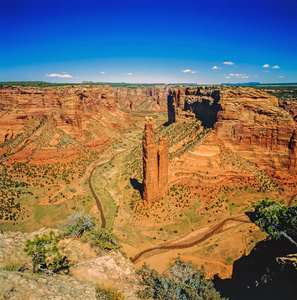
{"left": 143, "top": 119, "right": 159, "bottom": 206}
{"left": 158, "top": 137, "right": 169, "bottom": 198}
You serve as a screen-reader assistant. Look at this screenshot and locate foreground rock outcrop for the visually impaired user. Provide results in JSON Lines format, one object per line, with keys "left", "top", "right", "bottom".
{"left": 0, "top": 228, "right": 140, "bottom": 299}
{"left": 0, "top": 270, "right": 97, "bottom": 300}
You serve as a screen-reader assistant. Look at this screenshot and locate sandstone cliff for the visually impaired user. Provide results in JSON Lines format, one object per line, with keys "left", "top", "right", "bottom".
{"left": 167, "top": 86, "right": 297, "bottom": 176}
{"left": 114, "top": 85, "right": 167, "bottom": 112}
{"left": 0, "top": 85, "right": 131, "bottom": 163}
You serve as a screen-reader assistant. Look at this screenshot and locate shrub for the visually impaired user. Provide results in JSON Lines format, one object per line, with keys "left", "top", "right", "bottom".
{"left": 137, "top": 257, "right": 225, "bottom": 300}
{"left": 96, "top": 284, "right": 124, "bottom": 300}
{"left": 69, "top": 187, "right": 76, "bottom": 193}
{"left": 23, "top": 231, "right": 69, "bottom": 274}
{"left": 83, "top": 228, "right": 123, "bottom": 255}
{"left": 62, "top": 211, "right": 95, "bottom": 237}
{"left": 250, "top": 199, "right": 297, "bottom": 247}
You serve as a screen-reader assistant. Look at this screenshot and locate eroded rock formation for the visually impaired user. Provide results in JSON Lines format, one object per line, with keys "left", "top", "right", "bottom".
{"left": 168, "top": 86, "right": 220, "bottom": 125}
{"left": 0, "top": 85, "right": 131, "bottom": 162}
{"left": 114, "top": 86, "right": 167, "bottom": 112}
{"left": 0, "top": 85, "right": 117, "bottom": 142}
{"left": 143, "top": 118, "right": 169, "bottom": 206}
{"left": 167, "top": 86, "right": 297, "bottom": 175}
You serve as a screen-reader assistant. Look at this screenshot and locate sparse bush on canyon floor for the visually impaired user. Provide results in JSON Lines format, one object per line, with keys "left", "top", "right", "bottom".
{"left": 137, "top": 257, "right": 226, "bottom": 300}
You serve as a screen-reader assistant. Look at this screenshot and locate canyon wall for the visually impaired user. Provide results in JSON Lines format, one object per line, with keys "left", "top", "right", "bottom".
{"left": 0, "top": 85, "right": 117, "bottom": 143}
{"left": 167, "top": 86, "right": 297, "bottom": 174}
{"left": 143, "top": 119, "right": 169, "bottom": 206}
{"left": 0, "top": 85, "right": 132, "bottom": 162}
{"left": 115, "top": 86, "right": 167, "bottom": 112}
{"left": 168, "top": 86, "right": 221, "bottom": 126}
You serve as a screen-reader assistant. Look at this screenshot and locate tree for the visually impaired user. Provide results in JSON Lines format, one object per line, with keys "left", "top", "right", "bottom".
{"left": 251, "top": 199, "right": 297, "bottom": 247}
{"left": 137, "top": 257, "right": 225, "bottom": 300}
{"left": 24, "top": 231, "right": 69, "bottom": 274}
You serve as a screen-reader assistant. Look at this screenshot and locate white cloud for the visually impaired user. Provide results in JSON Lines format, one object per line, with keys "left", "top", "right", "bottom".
{"left": 278, "top": 76, "right": 284, "bottom": 78}
{"left": 262, "top": 70, "right": 269, "bottom": 73}
{"left": 225, "top": 76, "right": 231, "bottom": 79}
{"left": 228, "top": 73, "right": 249, "bottom": 78}
{"left": 100, "top": 71, "right": 105, "bottom": 74}
{"left": 262, "top": 64, "right": 270, "bottom": 68}
{"left": 212, "top": 66, "right": 219, "bottom": 69}
{"left": 254, "top": 74, "right": 258, "bottom": 77}
{"left": 45, "top": 73, "right": 73, "bottom": 78}
{"left": 223, "top": 61, "right": 235, "bottom": 65}
{"left": 272, "top": 65, "right": 280, "bottom": 69}
{"left": 182, "top": 69, "right": 197, "bottom": 74}
{"left": 126, "top": 73, "right": 132, "bottom": 75}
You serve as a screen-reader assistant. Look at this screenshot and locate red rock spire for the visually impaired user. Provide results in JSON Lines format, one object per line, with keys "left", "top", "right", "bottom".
{"left": 142, "top": 118, "right": 169, "bottom": 206}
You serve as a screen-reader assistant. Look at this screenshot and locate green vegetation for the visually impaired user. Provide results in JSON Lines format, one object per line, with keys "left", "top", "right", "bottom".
{"left": 1, "top": 260, "right": 26, "bottom": 272}
{"left": 0, "top": 164, "right": 29, "bottom": 221}
{"left": 83, "top": 228, "right": 123, "bottom": 255}
{"left": 24, "top": 231, "right": 69, "bottom": 274}
{"left": 253, "top": 85, "right": 297, "bottom": 102}
{"left": 0, "top": 81, "right": 75, "bottom": 88}
{"left": 0, "top": 81, "right": 163, "bottom": 88}
{"left": 63, "top": 212, "right": 123, "bottom": 255}
{"left": 62, "top": 211, "right": 96, "bottom": 237}
{"left": 137, "top": 257, "right": 225, "bottom": 300}
{"left": 250, "top": 199, "right": 297, "bottom": 247}
{"left": 96, "top": 284, "right": 124, "bottom": 300}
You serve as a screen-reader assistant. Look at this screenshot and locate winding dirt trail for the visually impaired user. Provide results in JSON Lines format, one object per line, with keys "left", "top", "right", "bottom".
{"left": 88, "top": 148, "right": 132, "bottom": 228}
{"left": 132, "top": 215, "right": 251, "bottom": 263}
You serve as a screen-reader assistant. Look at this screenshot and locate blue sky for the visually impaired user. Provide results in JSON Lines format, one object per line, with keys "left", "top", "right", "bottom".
{"left": 0, "top": 0, "right": 296, "bottom": 84}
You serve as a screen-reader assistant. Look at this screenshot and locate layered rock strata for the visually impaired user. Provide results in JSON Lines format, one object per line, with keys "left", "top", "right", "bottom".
{"left": 143, "top": 118, "right": 169, "bottom": 206}
{"left": 167, "top": 86, "right": 297, "bottom": 174}
{"left": 0, "top": 85, "right": 133, "bottom": 162}
{"left": 0, "top": 85, "right": 117, "bottom": 143}
{"left": 114, "top": 86, "right": 167, "bottom": 112}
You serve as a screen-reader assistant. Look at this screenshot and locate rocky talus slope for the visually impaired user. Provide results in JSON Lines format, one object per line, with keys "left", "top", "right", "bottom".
{"left": 0, "top": 229, "right": 140, "bottom": 299}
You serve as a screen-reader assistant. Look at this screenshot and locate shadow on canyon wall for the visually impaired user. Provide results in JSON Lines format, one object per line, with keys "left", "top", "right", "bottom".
{"left": 214, "top": 238, "right": 297, "bottom": 300}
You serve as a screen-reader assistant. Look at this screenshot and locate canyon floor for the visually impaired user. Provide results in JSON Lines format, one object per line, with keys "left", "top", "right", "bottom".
{"left": 1, "top": 86, "right": 297, "bottom": 280}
